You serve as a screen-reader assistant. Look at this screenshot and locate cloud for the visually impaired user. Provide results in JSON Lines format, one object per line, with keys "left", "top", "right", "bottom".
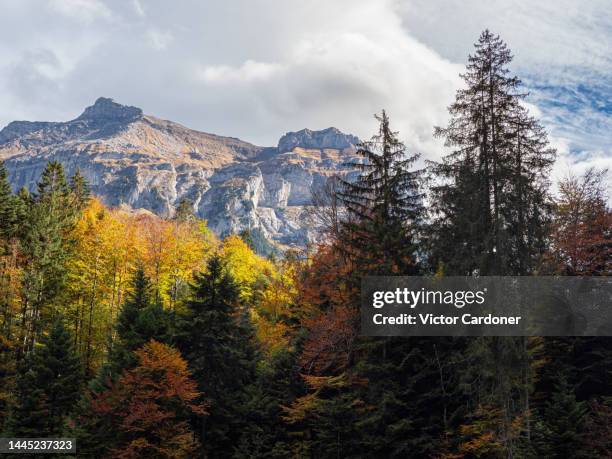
{"left": 132, "top": 0, "right": 145, "bottom": 18}
{"left": 0, "top": 0, "right": 608, "bottom": 188}
{"left": 47, "top": 0, "right": 111, "bottom": 23}
{"left": 146, "top": 28, "right": 173, "bottom": 51}
{"left": 199, "top": 60, "right": 285, "bottom": 84}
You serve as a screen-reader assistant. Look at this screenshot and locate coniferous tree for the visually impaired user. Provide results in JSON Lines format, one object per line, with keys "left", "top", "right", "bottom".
{"left": 430, "top": 30, "right": 555, "bottom": 276}
{"left": 5, "top": 317, "right": 82, "bottom": 437}
{"left": 533, "top": 376, "right": 589, "bottom": 458}
{"left": 70, "top": 168, "right": 91, "bottom": 211}
{"left": 174, "top": 254, "right": 257, "bottom": 458}
{"left": 13, "top": 187, "right": 30, "bottom": 238}
{"left": 19, "top": 161, "right": 77, "bottom": 354}
{"left": 428, "top": 30, "right": 556, "bottom": 456}
{"left": 108, "top": 267, "right": 169, "bottom": 376}
{"left": 0, "top": 162, "right": 17, "bottom": 241}
{"left": 338, "top": 110, "right": 424, "bottom": 275}
{"left": 236, "top": 347, "right": 304, "bottom": 458}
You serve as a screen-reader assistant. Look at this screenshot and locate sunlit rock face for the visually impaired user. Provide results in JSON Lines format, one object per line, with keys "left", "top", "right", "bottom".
{"left": 0, "top": 97, "right": 360, "bottom": 247}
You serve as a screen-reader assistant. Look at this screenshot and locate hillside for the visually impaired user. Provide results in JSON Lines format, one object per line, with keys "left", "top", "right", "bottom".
{"left": 0, "top": 97, "right": 360, "bottom": 246}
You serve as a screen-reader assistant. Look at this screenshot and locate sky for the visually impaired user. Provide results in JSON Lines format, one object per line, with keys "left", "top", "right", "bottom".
{"left": 0, "top": 0, "right": 609, "bottom": 187}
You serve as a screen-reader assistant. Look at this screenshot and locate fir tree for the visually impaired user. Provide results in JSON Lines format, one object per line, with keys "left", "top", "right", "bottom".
{"left": 430, "top": 30, "right": 555, "bottom": 276}
{"left": 534, "top": 376, "right": 589, "bottom": 458}
{"left": 0, "top": 161, "right": 17, "bottom": 241}
{"left": 174, "top": 254, "right": 257, "bottom": 458}
{"left": 69, "top": 168, "right": 91, "bottom": 211}
{"left": 338, "top": 110, "right": 424, "bottom": 275}
{"left": 19, "top": 161, "right": 76, "bottom": 354}
{"left": 5, "top": 317, "right": 82, "bottom": 437}
{"left": 109, "top": 267, "right": 169, "bottom": 375}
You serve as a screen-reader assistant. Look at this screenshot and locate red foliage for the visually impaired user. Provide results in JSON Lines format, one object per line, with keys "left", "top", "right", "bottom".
{"left": 91, "top": 340, "right": 205, "bottom": 458}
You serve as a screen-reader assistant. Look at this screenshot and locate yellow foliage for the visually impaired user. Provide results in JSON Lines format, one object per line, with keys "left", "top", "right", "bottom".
{"left": 65, "top": 199, "right": 214, "bottom": 372}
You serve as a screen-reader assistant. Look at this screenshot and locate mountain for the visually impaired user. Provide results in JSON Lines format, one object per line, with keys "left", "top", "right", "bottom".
{"left": 0, "top": 97, "right": 360, "bottom": 247}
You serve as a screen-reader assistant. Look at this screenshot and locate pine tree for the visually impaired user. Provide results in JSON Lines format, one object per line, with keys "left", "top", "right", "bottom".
{"left": 174, "top": 254, "right": 257, "bottom": 458}
{"left": 338, "top": 110, "right": 424, "bottom": 275}
{"left": 5, "top": 317, "right": 82, "bottom": 436}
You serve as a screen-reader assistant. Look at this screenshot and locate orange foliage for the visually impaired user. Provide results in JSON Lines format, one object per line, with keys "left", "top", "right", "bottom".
{"left": 299, "top": 243, "right": 356, "bottom": 314}
{"left": 300, "top": 305, "right": 358, "bottom": 375}
{"left": 91, "top": 340, "right": 205, "bottom": 459}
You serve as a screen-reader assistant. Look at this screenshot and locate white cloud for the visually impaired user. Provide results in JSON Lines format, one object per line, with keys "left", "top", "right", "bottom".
{"left": 132, "top": 0, "right": 145, "bottom": 18}
{"left": 199, "top": 60, "right": 285, "bottom": 84}
{"left": 146, "top": 28, "right": 173, "bottom": 51}
{"left": 47, "top": 0, "right": 111, "bottom": 23}
{"left": 0, "top": 0, "right": 607, "bottom": 189}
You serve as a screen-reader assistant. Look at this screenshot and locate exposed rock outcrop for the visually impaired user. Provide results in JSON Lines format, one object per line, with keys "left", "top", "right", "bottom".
{"left": 0, "top": 98, "right": 360, "bottom": 247}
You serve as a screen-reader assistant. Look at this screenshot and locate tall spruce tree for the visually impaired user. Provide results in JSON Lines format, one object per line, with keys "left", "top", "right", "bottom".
{"left": 428, "top": 31, "right": 556, "bottom": 456}
{"left": 294, "top": 113, "right": 457, "bottom": 457}
{"left": 19, "top": 161, "right": 77, "bottom": 355}
{"left": 430, "top": 30, "right": 555, "bottom": 276}
{"left": 5, "top": 317, "right": 82, "bottom": 437}
{"left": 174, "top": 254, "right": 257, "bottom": 458}
{"left": 338, "top": 110, "right": 424, "bottom": 275}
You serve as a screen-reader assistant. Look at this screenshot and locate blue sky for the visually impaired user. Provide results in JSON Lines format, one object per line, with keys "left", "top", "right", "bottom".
{"left": 0, "top": 0, "right": 609, "bottom": 184}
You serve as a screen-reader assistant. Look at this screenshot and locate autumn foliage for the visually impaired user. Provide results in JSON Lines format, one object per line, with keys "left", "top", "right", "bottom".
{"left": 90, "top": 340, "right": 205, "bottom": 458}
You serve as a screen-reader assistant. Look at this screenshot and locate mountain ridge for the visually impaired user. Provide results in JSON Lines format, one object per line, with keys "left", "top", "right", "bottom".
{"left": 0, "top": 98, "right": 360, "bottom": 247}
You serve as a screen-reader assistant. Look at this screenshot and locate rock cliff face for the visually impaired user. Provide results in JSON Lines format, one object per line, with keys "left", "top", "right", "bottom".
{"left": 0, "top": 98, "right": 360, "bottom": 247}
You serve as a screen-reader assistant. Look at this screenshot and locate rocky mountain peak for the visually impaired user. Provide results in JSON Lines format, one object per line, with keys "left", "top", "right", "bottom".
{"left": 1, "top": 98, "right": 361, "bottom": 248}
{"left": 75, "top": 97, "right": 143, "bottom": 123}
{"left": 277, "top": 127, "right": 360, "bottom": 152}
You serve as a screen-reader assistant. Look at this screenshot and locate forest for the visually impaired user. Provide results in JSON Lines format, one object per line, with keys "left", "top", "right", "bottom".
{"left": 0, "top": 30, "right": 610, "bottom": 458}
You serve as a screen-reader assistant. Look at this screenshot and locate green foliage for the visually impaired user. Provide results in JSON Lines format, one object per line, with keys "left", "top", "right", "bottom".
{"left": 533, "top": 376, "right": 589, "bottom": 458}
{"left": 69, "top": 167, "right": 91, "bottom": 211}
{"left": 338, "top": 110, "right": 424, "bottom": 275}
{"left": 5, "top": 317, "right": 82, "bottom": 437}
{"left": 430, "top": 30, "right": 555, "bottom": 276}
{"left": 239, "top": 228, "right": 280, "bottom": 258}
{"left": 0, "top": 162, "right": 18, "bottom": 241}
{"left": 109, "top": 267, "right": 170, "bottom": 375}
{"left": 174, "top": 254, "right": 257, "bottom": 458}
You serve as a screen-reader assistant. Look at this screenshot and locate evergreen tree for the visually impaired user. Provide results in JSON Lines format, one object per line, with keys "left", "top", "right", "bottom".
{"left": 0, "top": 161, "right": 17, "bottom": 241}
{"left": 5, "top": 317, "right": 82, "bottom": 436}
{"left": 13, "top": 187, "right": 30, "bottom": 238}
{"left": 19, "top": 161, "right": 77, "bottom": 354}
{"left": 69, "top": 168, "right": 91, "bottom": 211}
{"left": 430, "top": 30, "right": 555, "bottom": 276}
{"left": 109, "top": 267, "right": 169, "bottom": 375}
{"left": 174, "top": 254, "right": 257, "bottom": 458}
{"left": 173, "top": 198, "right": 196, "bottom": 222}
{"left": 338, "top": 110, "right": 424, "bottom": 275}
{"left": 235, "top": 347, "right": 304, "bottom": 458}
{"left": 427, "top": 30, "right": 556, "bottom": 456}
{"left": 534, "top": 376, "right": 589, "bottom": 458}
